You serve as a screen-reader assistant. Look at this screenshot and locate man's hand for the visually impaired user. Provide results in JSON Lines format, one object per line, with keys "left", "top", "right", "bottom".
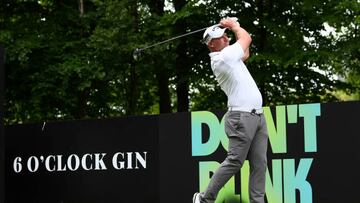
{"left": 220, "top": 17, "right": 240, "bottom": 30}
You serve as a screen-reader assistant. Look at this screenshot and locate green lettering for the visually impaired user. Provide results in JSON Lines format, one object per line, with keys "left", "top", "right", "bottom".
{"left": 284, "top": 159, "right": 313, "bottom": 203}
{"left": 264, "top": 106, "right": 287, "bottom": 153}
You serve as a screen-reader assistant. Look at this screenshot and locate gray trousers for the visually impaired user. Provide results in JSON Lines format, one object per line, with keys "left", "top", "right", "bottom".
{"left": 201, "top": 111, "right": 268, "bottom": 203}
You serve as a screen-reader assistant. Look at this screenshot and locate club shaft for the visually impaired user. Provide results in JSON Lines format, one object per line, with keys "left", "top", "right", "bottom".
{"left": 137, "top": 24, "right": 220, "bottom": 52}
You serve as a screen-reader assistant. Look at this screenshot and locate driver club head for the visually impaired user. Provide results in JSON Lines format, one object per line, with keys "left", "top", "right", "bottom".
{"left": 133, "top": 48, "right": 143, "bottom": 61}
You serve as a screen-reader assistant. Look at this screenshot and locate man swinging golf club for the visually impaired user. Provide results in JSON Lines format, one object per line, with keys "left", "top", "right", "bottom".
{"left": 193, "top": 17, "right": 269, "bottom": 203}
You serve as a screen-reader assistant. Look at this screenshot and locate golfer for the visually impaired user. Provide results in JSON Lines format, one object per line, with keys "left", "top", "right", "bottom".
{"left": 193, "top": 17, "right": 269, "bottom": 203}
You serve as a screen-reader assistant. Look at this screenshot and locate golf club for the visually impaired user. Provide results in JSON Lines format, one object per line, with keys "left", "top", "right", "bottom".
{"left": 133, "top": 23, "right": 221, "bottom": 60}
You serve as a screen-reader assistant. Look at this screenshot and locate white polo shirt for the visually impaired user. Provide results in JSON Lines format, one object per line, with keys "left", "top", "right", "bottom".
{"left": 209, "top": 42, "right": 263, "bottom": 110}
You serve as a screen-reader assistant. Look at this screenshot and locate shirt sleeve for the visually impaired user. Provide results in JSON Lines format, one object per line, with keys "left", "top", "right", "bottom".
{"left": 221, "top": 42, "right": 244, "bottom": 62}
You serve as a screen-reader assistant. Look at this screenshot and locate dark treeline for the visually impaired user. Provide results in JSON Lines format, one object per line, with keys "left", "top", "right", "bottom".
{"left": 1, "top": 0, "right": 359, "bottom": 124}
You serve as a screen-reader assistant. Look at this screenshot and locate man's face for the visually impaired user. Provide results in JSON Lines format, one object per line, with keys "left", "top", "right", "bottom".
{"left": 209, "top": 33, "right": 230, "bottom": 51}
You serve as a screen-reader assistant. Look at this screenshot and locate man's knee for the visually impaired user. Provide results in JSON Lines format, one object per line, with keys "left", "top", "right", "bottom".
{"left": 225, "top": 153, "right": 244, "bottom": 168}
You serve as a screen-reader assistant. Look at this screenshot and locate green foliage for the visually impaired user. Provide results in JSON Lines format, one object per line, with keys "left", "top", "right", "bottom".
{"left": 1, "top": 0, "right": 359, "bottom": 124}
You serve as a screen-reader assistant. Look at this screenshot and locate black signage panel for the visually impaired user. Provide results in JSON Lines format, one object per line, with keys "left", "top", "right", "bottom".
{"left": 159, "top": 101, "right": 360, "bottom": 203}
{"left": 4, "top": 101, "right": 360, "bottom": 203}
{"left": 5, "top": 116, "right": 159, "bottom": 203}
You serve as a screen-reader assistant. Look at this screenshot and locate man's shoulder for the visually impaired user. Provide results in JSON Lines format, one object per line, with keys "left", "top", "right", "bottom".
{"left": 209, "top": 51, "right": 223, "bottom": 62}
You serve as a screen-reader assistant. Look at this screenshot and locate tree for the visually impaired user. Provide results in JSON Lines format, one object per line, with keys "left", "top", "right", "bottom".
{"left": 1, "top": 0, "right": 358, "bottom": 124}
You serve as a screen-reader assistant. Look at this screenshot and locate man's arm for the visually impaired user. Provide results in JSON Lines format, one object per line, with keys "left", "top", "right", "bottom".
{"left": 220, "top": 18, "right": 252, "bottom": 60}
{"left": 242, "top": 47, "right": 250, "bottom": 61}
